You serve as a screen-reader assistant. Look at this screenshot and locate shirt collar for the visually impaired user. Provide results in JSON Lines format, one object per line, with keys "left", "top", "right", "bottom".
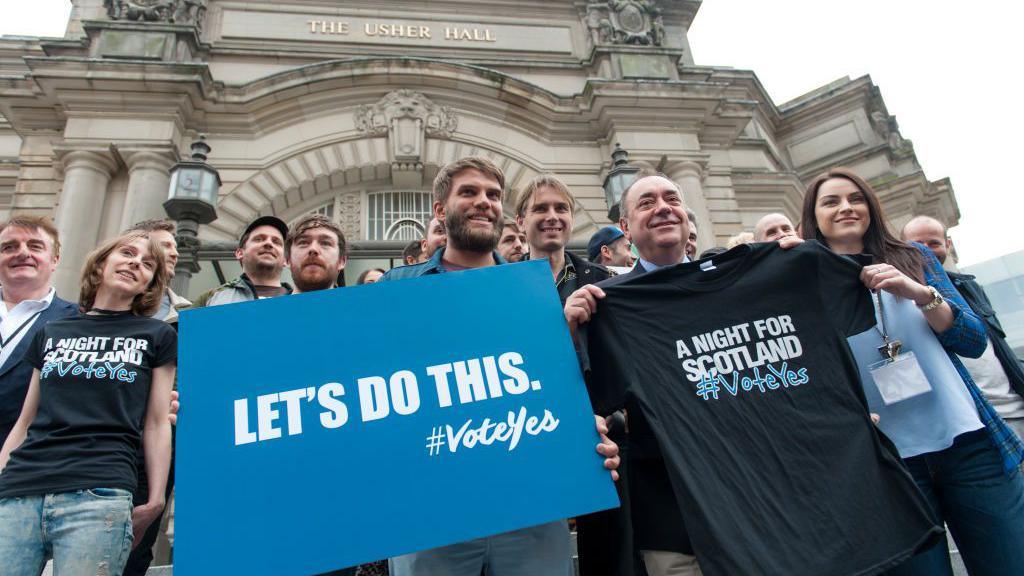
{"left": 432, "top": 247, "right": 506, "bottom": 273}
{"left": 638, "top": 255, "right": 689, "bottom": 272}
{"left": 0, "top": 286, "right": 55, "bottom": 318}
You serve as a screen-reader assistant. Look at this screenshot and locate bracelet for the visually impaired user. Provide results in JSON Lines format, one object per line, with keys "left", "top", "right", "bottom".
{"left": 918, "top": 286, "right": 945, "bottom": 311}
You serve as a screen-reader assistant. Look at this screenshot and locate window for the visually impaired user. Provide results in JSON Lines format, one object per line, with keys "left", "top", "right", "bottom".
{"left": 367, "top": 191, "right": 432, "bottom": 241}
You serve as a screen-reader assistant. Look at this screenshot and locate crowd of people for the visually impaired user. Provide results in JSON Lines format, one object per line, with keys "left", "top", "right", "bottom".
{"left": 0, "top": 154, "right": 1021, "bottom": 576}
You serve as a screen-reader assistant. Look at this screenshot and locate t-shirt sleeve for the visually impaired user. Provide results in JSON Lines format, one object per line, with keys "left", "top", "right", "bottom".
{"left": 811, "top": 241, "right": 876, "bottom": 337}
{"left": 23, "top": 326, "right": 47, "bottom": 370}
{"left": 579, "top": 303, "right": 630, "bottom": 415}
{"left": 152, "top": 322, "right": 178, "bottom": 367}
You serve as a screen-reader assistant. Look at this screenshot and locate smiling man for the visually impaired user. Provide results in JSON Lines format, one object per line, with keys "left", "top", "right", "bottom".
{"left": 517, "top": 174, "right": 612, "bottom": 303}
{"left": 565, "top": 172, "right": 698, "bottom": 576}
{"left": 192, "top": 216, "right": 292, "bottom": 307}
{"left": 380, "top": 157, "right": 619, "bottom": 576}
{"left": 0, "top": 216, "right": 77, "bottom": 448}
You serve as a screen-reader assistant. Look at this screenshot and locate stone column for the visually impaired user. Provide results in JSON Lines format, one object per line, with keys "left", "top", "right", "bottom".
{"left": 667, "top": 160, "right": 712, "bottom": 254}
{"left": 120, "top": 150, "right": 175, "bottom": 231}
{"left": 52, "top": 150, "right": 117, "bottom": 300}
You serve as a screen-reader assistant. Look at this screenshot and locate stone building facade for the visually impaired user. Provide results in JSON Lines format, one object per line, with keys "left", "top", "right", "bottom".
{"left": 0, "top": 0, "right": 959, "bottom": 300}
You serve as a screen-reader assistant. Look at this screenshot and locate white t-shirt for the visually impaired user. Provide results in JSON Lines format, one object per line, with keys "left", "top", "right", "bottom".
{"left": 960, "top": 342, "right": 1024, "bottom": 421}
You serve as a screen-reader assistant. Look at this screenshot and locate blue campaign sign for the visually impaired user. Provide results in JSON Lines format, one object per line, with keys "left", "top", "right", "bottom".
{"left": 174, "top": 259, "right": 619, "bottom": 575}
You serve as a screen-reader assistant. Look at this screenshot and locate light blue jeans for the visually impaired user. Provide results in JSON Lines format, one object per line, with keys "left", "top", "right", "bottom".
{"left": 0, "top": 488, "right": 133, "bottom": 576}
{"left": 390, "top": 520, "right": 572, "bottom": 576}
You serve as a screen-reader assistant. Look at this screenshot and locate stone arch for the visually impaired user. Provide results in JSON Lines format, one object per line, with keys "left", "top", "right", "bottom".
{"left": 207, "top": 134, "right": 604, "bottom": 243}
{"left": 200, "top": 58, "right": 609, "bottom": 242}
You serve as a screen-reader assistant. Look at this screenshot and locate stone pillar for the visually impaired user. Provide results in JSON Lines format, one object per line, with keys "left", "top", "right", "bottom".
{"left": 52, "top": 150, "right": 117, "bottom": 300}
{"left": 120, "top": 150, "right": 175, "bottom": 231}
{"left": 667, "top": 160, "right": 713, "bottom": 254}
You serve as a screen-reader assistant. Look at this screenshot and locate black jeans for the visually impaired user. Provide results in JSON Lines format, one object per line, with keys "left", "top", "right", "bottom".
{"left": 122, "top": 427, "right": 176, "bottom": 576}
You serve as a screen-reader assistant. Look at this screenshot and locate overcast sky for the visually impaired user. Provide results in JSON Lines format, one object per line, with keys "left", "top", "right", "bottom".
{"left": 2, "top": 1, "right": 1020, "bottom": 266}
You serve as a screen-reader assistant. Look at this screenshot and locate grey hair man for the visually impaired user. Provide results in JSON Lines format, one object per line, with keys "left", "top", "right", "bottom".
{"left": 902, "top": 215, "right": 1024, "bottom": 440}
{"left": 754, "top": 213, "right": 797, "bottom": 243}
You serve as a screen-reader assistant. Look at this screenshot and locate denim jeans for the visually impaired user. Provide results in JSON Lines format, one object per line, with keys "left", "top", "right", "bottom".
{"left": 0, "top": 488, "right": 133, "bottom": 576}
{"left": 886, "top": 429, "right": 1024, "bottom": 576}
{"left": 390, "top": 520, "right": 572, "bottom": 576}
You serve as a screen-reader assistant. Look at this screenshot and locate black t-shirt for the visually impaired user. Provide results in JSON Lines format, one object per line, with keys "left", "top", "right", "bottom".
{"left": 583, "top": 242, "right": 942, "bottom": 576}
{"left": 0, "top": 312, "right": 177, "bottom": 497}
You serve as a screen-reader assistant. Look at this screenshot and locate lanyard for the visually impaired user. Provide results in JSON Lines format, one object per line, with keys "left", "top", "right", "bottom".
{"left": 0, "top": 309, "right": 44, "bottom": 350}
{"left": 872, "top": 291, "right": 902, "bottom": 362}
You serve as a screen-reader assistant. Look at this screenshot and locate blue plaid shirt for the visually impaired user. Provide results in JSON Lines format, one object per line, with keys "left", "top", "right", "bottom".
{"left": 915, "top": 243, "right": 1024, "bottom": 472}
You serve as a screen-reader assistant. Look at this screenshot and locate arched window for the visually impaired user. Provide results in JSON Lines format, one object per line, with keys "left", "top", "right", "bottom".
{"left": 367, "top": 191, "right": 432, "bottom": 240}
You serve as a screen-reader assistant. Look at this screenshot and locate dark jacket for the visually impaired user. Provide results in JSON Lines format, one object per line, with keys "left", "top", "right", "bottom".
{"left": 522, "top": 250, "right": 613, "bottom": 304}
{"left": 576, "top": 263, "right": 684, "bottom": 576}
{"left": 0, "top": 295, "right": 78, "bottom": 446}
{"left": 949, "top": 271, "right": 1024, "bottom": 398}
{"left": 595, "top": 264, "right": 692, "bottom": 553}
{"left": 565, "top": 250, "right": 613, "bottom": 299}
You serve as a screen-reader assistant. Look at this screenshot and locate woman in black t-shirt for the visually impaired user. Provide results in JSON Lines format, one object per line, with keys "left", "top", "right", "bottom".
{"left": 802, "top": 167, "right": 1024, "bottom": 576}
{"left": 0, "top": 231, "right": 177, "bottom": 575}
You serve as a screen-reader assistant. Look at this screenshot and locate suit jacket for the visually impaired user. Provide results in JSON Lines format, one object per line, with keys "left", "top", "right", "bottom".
{"left": 576, "top": 263, "right": 689, "bottom": 576}
{"left": 0, "top": 296, "right": 79, "bottom": 446}
{"left": 949, "top": 271, "right": 1024, "bottom": 398}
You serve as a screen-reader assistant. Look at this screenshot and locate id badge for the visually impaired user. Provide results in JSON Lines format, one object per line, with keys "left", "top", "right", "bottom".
{"left": 869, "top": 351, "right": 932, "bottom": 405}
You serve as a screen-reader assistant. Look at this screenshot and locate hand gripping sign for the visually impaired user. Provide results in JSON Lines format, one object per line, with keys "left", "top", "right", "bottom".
{"left": 175, "top": 260, "right": 619, "bottom": 575}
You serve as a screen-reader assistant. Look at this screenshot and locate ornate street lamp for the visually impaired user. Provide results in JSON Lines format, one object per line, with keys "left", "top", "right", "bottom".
{"left": 602, "top": 143, "right": 640, "bottom": 222}
{"left": 164, "top": 136, "right": 221, "bottom": 295}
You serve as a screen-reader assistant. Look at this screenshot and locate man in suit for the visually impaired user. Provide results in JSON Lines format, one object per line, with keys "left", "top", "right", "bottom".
{"left": 566, "top": 172, "right": 698, "bottom": 576}
{"left": 0, "top": 216, "right": 78, "bottom": 447}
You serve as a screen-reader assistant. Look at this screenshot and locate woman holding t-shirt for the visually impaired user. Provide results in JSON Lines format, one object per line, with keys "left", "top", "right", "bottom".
{"left": 0, "top": 231, "right": 176, "bottom": 575}
{"left": 801, "top": 167, "right": 1024, "bottom": 576}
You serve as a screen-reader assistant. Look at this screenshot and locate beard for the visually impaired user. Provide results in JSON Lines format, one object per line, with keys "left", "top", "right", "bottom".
{"left": 292, "top": 258, "right": 336, "bottom": 292}
{"left": 446, "top": 209, "right": 501, "bottom": 254}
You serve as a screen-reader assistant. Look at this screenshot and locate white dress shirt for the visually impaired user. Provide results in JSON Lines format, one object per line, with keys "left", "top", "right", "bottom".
{"left": 0, "top": 287, "right": 55, "bottom": 369}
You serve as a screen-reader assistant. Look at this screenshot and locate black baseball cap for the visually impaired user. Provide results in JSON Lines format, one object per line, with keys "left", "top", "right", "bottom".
{"left": 240, "top": 216, "right": 288, "bottom": 247}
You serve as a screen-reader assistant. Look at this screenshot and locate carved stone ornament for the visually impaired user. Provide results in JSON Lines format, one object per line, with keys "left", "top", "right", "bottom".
{"left": 870, "top": 109, "right": 914, "bottom": 158}
{"left": 104, "top": 0, "right": 207, "bottom": 30}
{"left": 356, "top": 90, "right": 457, "bottom": 183}
{"left": 585, "top": 0, "right": 665, "bottom": 46}
{"left": 354, "top": 90, "right": 457, "bottom": 139}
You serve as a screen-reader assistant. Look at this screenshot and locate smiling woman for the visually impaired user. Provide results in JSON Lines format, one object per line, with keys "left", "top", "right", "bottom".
{"left": 801, "top": 167, "right": 1024, "bottom": 575}
{"left": 0, "top": 230, "right": 178, "bottom": 575}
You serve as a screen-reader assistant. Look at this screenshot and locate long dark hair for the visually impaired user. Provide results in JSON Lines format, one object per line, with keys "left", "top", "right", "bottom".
{"left": 801, "top": 167, "right": 923, "bottom": 282}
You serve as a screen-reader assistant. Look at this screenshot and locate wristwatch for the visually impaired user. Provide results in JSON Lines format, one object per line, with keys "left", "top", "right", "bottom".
{"left": 918, "top": 286, "right": 945, "bottom": 311}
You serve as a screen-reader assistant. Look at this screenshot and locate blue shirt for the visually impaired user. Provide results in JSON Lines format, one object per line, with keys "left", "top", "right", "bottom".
{"left": 637, "top": 255, "right": 689, "bottom": 273}
{"left": 379, "top": 247, "right": 506, "bottom": 281}
{"left": 850, "top": 244, "right": 1024, "bottom": 472}
{"left": 848, "top": 291, "right": 983, "bottom": 457}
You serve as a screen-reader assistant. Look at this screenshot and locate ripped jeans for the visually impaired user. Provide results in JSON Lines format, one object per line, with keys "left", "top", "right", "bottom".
{"left": 0, "top": 488, "right": 133, "bottom": 576}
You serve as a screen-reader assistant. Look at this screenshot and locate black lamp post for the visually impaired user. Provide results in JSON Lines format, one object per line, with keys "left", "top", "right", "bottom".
{"left": 602, "top": 143, "right": 640, "bottom": 222}
{"left": 164, "top": 136, "right": 220, "bottom": 296}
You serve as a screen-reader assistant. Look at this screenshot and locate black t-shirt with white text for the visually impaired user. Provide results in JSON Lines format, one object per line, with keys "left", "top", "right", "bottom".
{"left": 0, "top": 312, "right": 177, "bottom": 497}
{"left": 583, "top": 242, "right": 941, "bottom": 576}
